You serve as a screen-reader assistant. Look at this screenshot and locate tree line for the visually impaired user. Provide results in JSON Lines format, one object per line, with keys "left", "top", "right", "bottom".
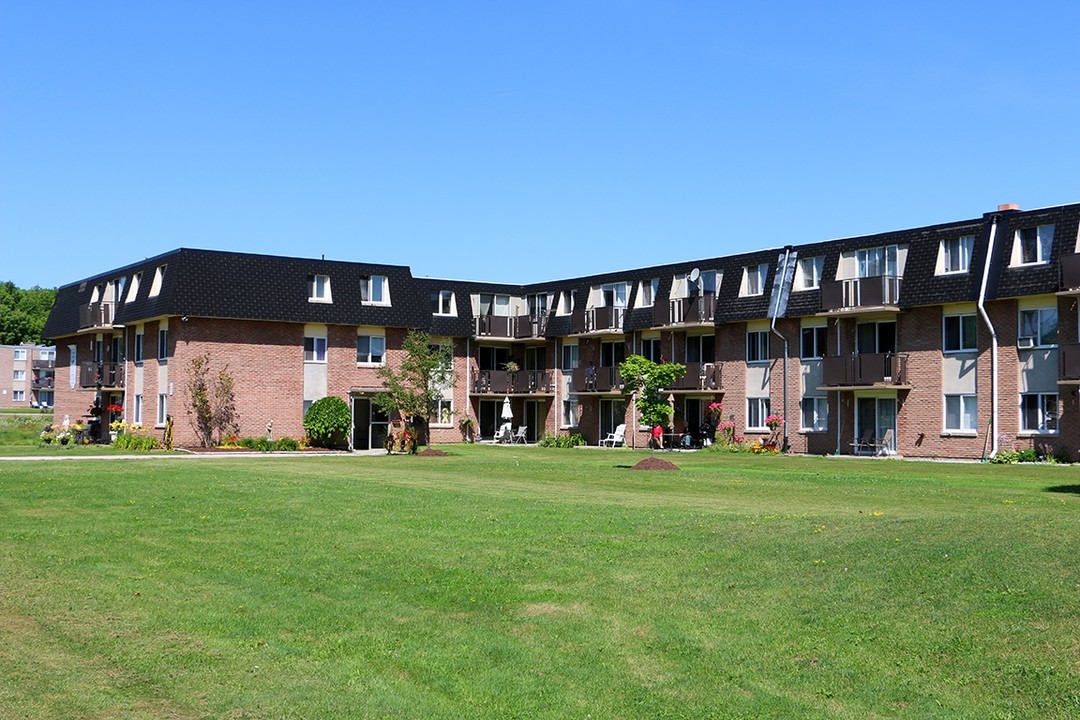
{"left": 0, "top": 281, "right": 56, "bottom": 346}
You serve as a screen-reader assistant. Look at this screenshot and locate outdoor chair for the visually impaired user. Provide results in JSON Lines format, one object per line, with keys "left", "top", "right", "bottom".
{"left": 493, "top": 424, "right": 511, "bottom": 444}
{"left": 870, "top": 428, "right": 894, "bottom": 456}
{"left": 600, "top": 424, "right": 626, "bottom": 448}
{"left": 510, "top": 426, "right": 528, "bottom": 444}
{"left": 850, "top": 429, "right": 873, "bottom": 454}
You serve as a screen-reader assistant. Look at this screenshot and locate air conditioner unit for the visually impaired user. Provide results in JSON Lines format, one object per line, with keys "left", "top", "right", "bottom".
{"left": 1017, "top": 336, "right": 1036, "bottom": 349}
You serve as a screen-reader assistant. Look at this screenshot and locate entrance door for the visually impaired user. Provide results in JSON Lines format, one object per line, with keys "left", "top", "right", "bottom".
{"left": 599, "top": 399, "right": 626, "bottom": 440}
{"left": 524, "top": 399, "right": 544, "bottom": 442}
{"left": 352, "top": 398, "right": 390, "bottom": 451}
{"left": 479, "top": 399, "right": 501, "bottom": 440}
{"left": 855, "top": 396, "right": 896, "bottom": 453}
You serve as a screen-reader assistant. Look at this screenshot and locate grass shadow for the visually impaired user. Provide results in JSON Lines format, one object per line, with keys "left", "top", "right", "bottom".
{"left": 1045, "top": 484, "right": 1080, "bottom": 495}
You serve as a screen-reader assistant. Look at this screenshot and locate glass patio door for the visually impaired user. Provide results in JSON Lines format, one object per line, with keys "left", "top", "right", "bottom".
{"left": 855, "top": 396, "right": 896, "bottom": 453}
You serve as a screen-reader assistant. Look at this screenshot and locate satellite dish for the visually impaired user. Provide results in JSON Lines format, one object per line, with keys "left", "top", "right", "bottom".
{"left": 689, "top": 268, "right": 701, "bottom": 283}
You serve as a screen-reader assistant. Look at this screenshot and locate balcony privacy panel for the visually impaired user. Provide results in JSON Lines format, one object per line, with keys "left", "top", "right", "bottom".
{"left": 821, "top": 354, "right": 907, "bottom": 386}
{"left": 80, "top": 362, "right": 124, "bottom": 388}
{"left": 1061, "top": 343, "right": 1080, "bottom": 380}
{"left": 1061, "top": 254, "right": 1080, "bottom": 290}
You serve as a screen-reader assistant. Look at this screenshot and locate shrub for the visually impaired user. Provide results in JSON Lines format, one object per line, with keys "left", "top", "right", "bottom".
{"left": 1017, "top": 448, "right": 1039, "bottom": 464}
{"left": 538, "top": 433, "right": 586, "bottom": 448}
{"left": 274, "top": 436, "right": 299, "bottom": 452}
{"left": 237, "top": 436, "right": 272, "bottom": 452}
{"left": 304, "top": 396, "right": 351, "bottom": 448}
{"left": 990, "top": 449, "right": 1020, "bottom": 464}
{"left": 112, "top": 431, "right": 160, "bottom": 452}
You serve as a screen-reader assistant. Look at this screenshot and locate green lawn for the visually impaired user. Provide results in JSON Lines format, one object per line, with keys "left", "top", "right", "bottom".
{"left": 1, "top": 448, "right": 1078, "bottom": 719}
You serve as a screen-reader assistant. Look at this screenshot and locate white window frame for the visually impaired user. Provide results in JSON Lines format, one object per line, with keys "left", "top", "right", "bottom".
{"left": 1020, "top": 393, "right": 1058, "bottom": 434}
{"left": 943, "top": 314, "right": 978, "bottom": 353}
{"left": 943, "top": 394, "right": 978, "bottom": 432}
{"left": 308, "top": 274, "right": 332, "bottom": 303}
{"left": 430, "top": 397, "right": 454, "bottom": 426}
{"left": 741, "top": 264, "right": 768, "bottom": 297}
{"left": 1018, "top": 307, "right": 1058, "bottom": 348}
{"left": 13, "top": 390, "right": 25, "bottom": 402}
{"left": 857, "top": 245, "right": 898, "bottom": 278}
{"left": 746, "top": 330, "right": 770, "bottom": 363}
{"left": 13, "top": 348, "right": 27, "bottom": 361}
{"left": 801, "top": 397, "right": 828, "bottom": 432}
{"left": 747, "top": 397, "right": 771, "bottom": 431}
{"left": 797, "top": 257, "right": 824, "bottom": 290}
{"left": 939, "top": 235, "right": 974, "bottom": 275}
{"left": 304, "top": 335, "right": 328, "bottom": 363}
{"left": 157, "top": 393, "right": 168, "bottom": 426}
{"left": 1012, "top": 225, "right": 1054, "bottom": 266}
{"left": 149, "top": 265, "right": 166, "bottom": 297}
{"left": 600, "top": 282, "right": 629, "bottom": 309}
{"left": 800, "top": 325, "right": 827, "bottom": 360}
{"left": 638, "top": 278, "right": 659, "bottom": 308}
{"left": 134, "top": 394, "right": 143, "bottom": 425}
{"left": 134, "top": 330, "right": 144, "bottom": 363}
{"left": 126, "top": 272, "right": 141, "bottom": 302}
{"left": 361, "top": 275, "right": 390, "bottom": 305}
{"left": 562, "top": 396, "right": 579, "bottom": 428}
{"left": 13, "top": 369, "right": 25, "bottom": 381}
{"left": 356, "top": 334, "right": 386, "bottom": 365}
{"left": 561, "top": 343, "right": 579, "bottom": 371}
{"left": 432, "top": 290, "right": 455, "bottom": 316}
{"left": 157, "top": 328, "right": 168, "bottom": 361}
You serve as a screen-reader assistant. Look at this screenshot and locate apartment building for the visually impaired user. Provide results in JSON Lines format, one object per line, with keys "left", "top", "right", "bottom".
{"left": 41, "top": 201, "right": 1080, "bottom": 459}
{"left": 0, "top": 342, "right": 56, "bottom": 409}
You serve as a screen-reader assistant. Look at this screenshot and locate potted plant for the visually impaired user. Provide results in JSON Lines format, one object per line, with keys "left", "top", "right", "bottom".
{"left": 458, "top": 413, "right": 478, "bottom": 442}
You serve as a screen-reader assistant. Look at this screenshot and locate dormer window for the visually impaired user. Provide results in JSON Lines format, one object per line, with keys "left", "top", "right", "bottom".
{"left": 599, "top": 282, "right": 629, "bottom": 308}
{"left": 938, "top": 236, "right": 974, "bottom": 274}
{"left": 478, "top": 293, "right": 510, "bottom": 316}
{"left": 1012, "top": 225, "right": 1054, "bottom": 266}
{"left": 637, "top": 278, "right": 659, "bottom": 308}
{"left": 556, "top": 290, "right": 576, "bottom": 315}
{"left": 361, "top": 275, "right": 389, "bottom": 305}
{"left": 740, "top": 264, "right": 768, "bottom": 297}
{"left": 796, "top": 257, "right": 824, "bottom": 290}
{"left": 308, "top": 274, "right": 332, "bottom": 303}
{"left": 149, "top": 265, "right": 166, "bottom": 297}
{"left": 126, "top": 273, "right": 141, "bottom": 302}
{"left": 857, "top": 245, "right": 898, "bottom": 278}
{"left": 432, "top": 290, "right": 456, "bottom": 316}
{"left": 527, "top": 293, "right": 550, "bottom": 319}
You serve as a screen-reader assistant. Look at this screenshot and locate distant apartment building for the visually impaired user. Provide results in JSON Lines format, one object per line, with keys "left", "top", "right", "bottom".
{"left": 0, "top": 342, "right": 56, "bottom": 409}
{"left": 41, "top": 201, "right": 1080, "bottom": 459}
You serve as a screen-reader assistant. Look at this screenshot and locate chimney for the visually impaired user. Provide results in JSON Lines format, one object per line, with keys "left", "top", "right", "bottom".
{"left": 998, "top": 203, "right": 1021, "bottom": 212}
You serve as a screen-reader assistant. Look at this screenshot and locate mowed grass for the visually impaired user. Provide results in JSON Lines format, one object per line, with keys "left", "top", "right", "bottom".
{"left": 1, "top": 448, "right": 1078, "bottom": 719}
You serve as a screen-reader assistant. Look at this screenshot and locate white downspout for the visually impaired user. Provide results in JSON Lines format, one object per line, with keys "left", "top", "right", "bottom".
{"left": 977, "top": 217, "right": 1000, "bottom": 459}
{"left": 770, "top": 248, "right": 793, "bottom": 452}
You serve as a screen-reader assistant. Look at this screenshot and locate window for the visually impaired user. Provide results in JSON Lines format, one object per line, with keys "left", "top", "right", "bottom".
{"left": 308, "top": 274, "right": 332, "bottom": 302}
{"left": 857, "top": 245, "right": 898, "bottom": 278}
{"left": 944, "top": 395, "right": 978, "bottom": 431}
{"left": 800, "top": 326, "right": 827, "bottom": 359}
{"left": 40, "top": 348, "right": 55, "bottom": 361}
{"left": 700, "top": 269, "right": 719, "bottom": 295}
{"left": 304, "top": 336, "right": 328, "bottom": 362}
{"left": 13, "top": 349, "right": 27, "bottom": 361}
{"left": 1021, "top": 393, "right": 1058, "bottom": 433}
{"left": 562, "top": 396, "right": 579, "bottom": 427}
{"left": 561, "top": 343, "right": 579, "bottom": 371}
{"left": 856, "top": 321, "right": 897, "bottom": 354}
{"left": 641, "top": 337, "right": 662, "bottom": 362}
{"left": 638, "top": 279, "right": 659, "bottom": 307}
{"left": 149, "top": 265, "right": 166, "bottom": 297}
{"left": 798, "top": 257, "right": 824, "bottom": 290}
{"left": 600, "top": 282, "right": 629, "bottom": 308}
{"left": 940, "top": 236, "right": 974, "bottom": 274}
{"left": 746, "top": 330, "right": 770, "bottom": 363}
{"left": 13, "top": 390, "right": 24, "bottom": 402}
{"left": 801, "top": 397, "right": 828, "bottom": 432}
{"left": 157, "top": 328, "right": 168, "bottom": 361}
{"left": 479, "top": 345, "right": 511, "bottom": 371}
{"left": 943, "top": 314, "right": 978, "bottom": 352}
{"left": 600, "top": 341, "right": 625, "bottom": 367}
{"left": 741, "top": 264, "right": 767, "bottom": 297}
{"left": 686, "top": 334, "right": 714, "bottom": 364}
{"left": 134, "top": 394, "right": 143, "bottom": 425}
{"left": 1014, "top": 225, "right": 1054, "bottom": 265}
{"left": 134, "top": 331, "right": 144, "bottom": 363}
{"left": 747, "top": 397, "right": 771, "bottom": 430}
{"left": 557, "top": 289, "right": 576, "bottom": 315}
{"left": 13, "top": 370, "right": 25, "bottom": 381}
{"left": 528, "top": 293, "right": 549, "bottom": 318}
{"left": 356, "top": 335, "right": 385, "bottom": 364}
{"left": 430, "top": 398, "right": 454, "bottom": 426}
{"left": 432, "top": 290, "right": 455, "bottom": 315}
{"left": 157, "top": 393, "right": 168, "bottom": 425}
{"left": 126, "top": 272, "right": 141, "bottom": 302}
{"left": 361, "top": 275, "right": 389, "bottom": 304}
{"left": 479, "top": 293, "right": 510, "bottom": 317}
{"left": 1019, "top": 308, "right": 1058, "bottom": 347}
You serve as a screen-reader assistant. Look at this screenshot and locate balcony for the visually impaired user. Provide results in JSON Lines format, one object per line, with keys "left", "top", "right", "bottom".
{"left": 475, "top": 315, "right": 513, "bottom": 338}
{"left": 654, "top": 293, "right": 716, "bottom": 327}
{"left": 31, "top": 374, "right": 55, "bottom": 389}
{"left": 32, "top": 358, "right": 56, "bottom": 370}
{"left": 79, "top": 301, "right": 117, "bottom": 330}
{"left": 820, "top": 275, "right": 902, "bottom": 313}
{"left": 820, "top": 353, "right": 909, "bottom": 388}
{"left": 1060, "top": 254, "right": 1080, "bottom": 292}
{"left": 668, "top": 362, "right": 723, "bottom": 392}
{"left": 570, "top": 366, "right": 622, "bottom": 392}
{"left": 79, "top": 361, "right": 125, "bottom": 389}
{"left": 473, "top": 369, "right": 555, "bottom": 394}
{"left": 513, "top": 314, "right": 549, "bottom": 340}
{"left": 1060, "top": 343, "right": 1080, "bottom": 382}
{"left": 570, "top": 307, "right": 625, "bottom": 335}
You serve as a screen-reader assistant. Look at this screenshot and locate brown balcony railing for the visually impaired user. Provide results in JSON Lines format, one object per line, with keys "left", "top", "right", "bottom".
{"left": 32, "top": 358, "right": 56, "bottom": 370}
{"left": 79, "top": 301, "right": 116, "bottom": 330}
{"left": 473, "top": 369, "right": 554, "bottom": 394}
{"left": 1061, "top": 343, "right": 1080, "bottom": 381}
{"left": 662, "top": 293, "right": 717, "bottom": 326}
{"left": 821, "top": 353, "right": 908, "bottom": 387}
{"left": 1061, "top": 254, "right": 1080, "bottom": 291}
{"left": 820, "top": 276, "right": 901, "bottom": 312}
{"left": 571, "top": 366, "right": 621, "bottom": 392}
{"left": 31, "top": 374, "right": 55, "bottom": 389}
{"left": 79, "top": 361, "right": 125, "bottom": 389}
{"left": 570, "top": 307, "right": 626, "bottom": 334}
{"left": 668, "top": 362, "right": 723, "bottom": 391}
{"left": 513, "top": 314, "right": 549, "bottom": 339}
{"left": 475, "top": 315, "right": 513, "bottom": 338}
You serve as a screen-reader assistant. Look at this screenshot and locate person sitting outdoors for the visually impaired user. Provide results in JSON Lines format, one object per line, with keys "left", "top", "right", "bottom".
{"left": 651, "top": 423, "right": 664, "bottom": 450}
{"left": 680, "top": 423, "right": 694, "bottom": 449}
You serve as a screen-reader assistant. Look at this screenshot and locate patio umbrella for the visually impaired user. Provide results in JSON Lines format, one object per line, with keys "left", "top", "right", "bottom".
{"left": 501, "top": 396, "right": 514, "bottom": 421}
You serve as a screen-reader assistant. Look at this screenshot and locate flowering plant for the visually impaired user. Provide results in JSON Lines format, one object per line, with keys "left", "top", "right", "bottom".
{"left": 705, "top": 402, "right": 724, "bottom": 422}
{"left": 765, "top": 414, "right": 784, "bottom": 430}
{"left": 107, "top": 404, "right": 123, "bottom": 413}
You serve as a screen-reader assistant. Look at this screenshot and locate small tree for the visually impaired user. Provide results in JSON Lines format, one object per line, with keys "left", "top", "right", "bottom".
{"left": 373, "top": 329, "right": 454, "bottom": 447}
{"left": 303, "top": 396, "right": 351, "bottom": 448}
{"left": 619, "top": 355, "right": 686, "bottom": 447}
{"left": 186, "top": 353, "right": 239, "bottom": 447}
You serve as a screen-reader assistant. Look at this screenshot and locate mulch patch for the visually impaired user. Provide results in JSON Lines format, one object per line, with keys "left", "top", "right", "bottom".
{"left": 419, "top": 448, "right": 448, "bottom": 456}
{"left": 630, "top": 456, "right": 680, "bottom": 471}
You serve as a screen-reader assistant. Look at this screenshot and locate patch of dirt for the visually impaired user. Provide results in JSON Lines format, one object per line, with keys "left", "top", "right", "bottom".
{"left": 630, "top": 456, "right": 680, "bottom": 471}
{"left": 419, "top": 448, "right": 448, "bottom": 456}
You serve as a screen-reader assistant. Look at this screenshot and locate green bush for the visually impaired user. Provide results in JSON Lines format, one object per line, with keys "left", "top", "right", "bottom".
{"left": 304, "top": 397, "right": 351, "bottom": 448}
{"left": 112, "top": 432, "right": 160, "bottom": 452}
{"left": 990, "top": 449, "right": 1020, "bottom": 464}
{"left": 238, "top": 436, "right": 272, "bottom": 452}
{"left": 1017, "top": 448, "right": 1039, "bottom": 463}
{"left": 274, "top": 436, "right": 299, "bottom": 452}
{"left": 538, "top": 432, "right": 586, "bottom": 448}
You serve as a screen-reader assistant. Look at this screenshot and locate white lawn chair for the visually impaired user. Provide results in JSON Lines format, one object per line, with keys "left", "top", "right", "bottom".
{"left": 493, "top": 423, "right": 511, "bottom": 444}
{"left": 510, "top": 426, "right": 528, "bottom": 444}
{"left": 600, "top": 424, "right": 626, "bottom": 447}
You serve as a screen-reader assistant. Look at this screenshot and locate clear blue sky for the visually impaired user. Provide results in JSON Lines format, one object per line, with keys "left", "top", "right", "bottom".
{"left": 3, "top": 1, "right": 1079, "bottom": 290}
